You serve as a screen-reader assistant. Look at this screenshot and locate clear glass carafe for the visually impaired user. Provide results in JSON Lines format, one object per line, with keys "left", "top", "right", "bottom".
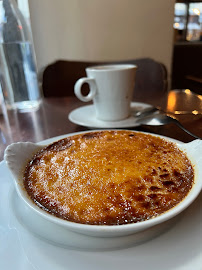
{"left": 0, "top": 0, "right": 41, "bottom": 112}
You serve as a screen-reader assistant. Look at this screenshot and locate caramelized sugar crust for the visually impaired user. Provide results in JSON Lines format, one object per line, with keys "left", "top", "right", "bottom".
{"left": 24, "top": 131, "right": 194, "bottom": 225}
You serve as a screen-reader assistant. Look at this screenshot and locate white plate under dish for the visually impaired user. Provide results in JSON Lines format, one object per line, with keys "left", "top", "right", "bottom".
{"left": 0, "top": 157, "right": 202, "bottom": 269}
{"left": 68, "top": 102, "right": 153, "bottom": 128}
{"left": 3, "top": 131, "right": 202, "bottom": 250}
{"left": 5, "top": 131, "right": 202, "bottom": 239}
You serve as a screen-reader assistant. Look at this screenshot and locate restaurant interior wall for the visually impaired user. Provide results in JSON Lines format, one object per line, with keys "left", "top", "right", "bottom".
{"left": 27, "top": 0, "right": 175, "bottom": 85}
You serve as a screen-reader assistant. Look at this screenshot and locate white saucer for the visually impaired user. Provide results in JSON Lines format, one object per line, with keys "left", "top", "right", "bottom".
{"left": 68, "top": 102, "right": 153, "bottom": 128}
{"left": 1, "top": 132, "right": 202, "bottom": 269}
{"left": 1, "top": 159, "right": 202, "bottom": 269}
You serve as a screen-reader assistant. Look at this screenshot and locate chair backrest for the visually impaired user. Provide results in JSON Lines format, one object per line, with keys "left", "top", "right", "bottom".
{"left": 40, "top": 58, "right": 168, "bottom": 104}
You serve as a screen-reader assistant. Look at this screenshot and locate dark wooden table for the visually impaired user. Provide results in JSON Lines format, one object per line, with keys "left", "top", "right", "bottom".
{"left": 0, "top": 90, "right": 201, "bottom": 161}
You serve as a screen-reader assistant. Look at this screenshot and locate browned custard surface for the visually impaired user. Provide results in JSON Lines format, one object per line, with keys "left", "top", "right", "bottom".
{"left": 24, "top": 131, "right": 194, "bottom": 225}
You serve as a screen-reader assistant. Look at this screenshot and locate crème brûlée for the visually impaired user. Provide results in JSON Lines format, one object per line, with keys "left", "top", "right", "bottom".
{"left": 23, "top": 130, "right": 194, "bottom": 225}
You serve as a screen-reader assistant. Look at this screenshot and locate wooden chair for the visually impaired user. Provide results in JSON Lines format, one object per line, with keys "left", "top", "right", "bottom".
{"left": 39, "top": 58, "right": 168, "bottom": 104}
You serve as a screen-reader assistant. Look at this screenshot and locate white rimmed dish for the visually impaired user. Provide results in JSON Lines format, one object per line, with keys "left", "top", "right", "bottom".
{"left": 4, "top": 131, "right": 202, "bottom": 246}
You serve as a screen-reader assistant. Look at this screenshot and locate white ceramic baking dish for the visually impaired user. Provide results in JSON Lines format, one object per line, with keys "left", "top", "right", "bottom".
{"left": 4, "top": 131, "right": 202, "bottom": 247}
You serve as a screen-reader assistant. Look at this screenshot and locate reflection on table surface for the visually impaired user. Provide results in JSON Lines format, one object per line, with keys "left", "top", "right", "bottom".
{"left": 0, "top": 89, "right": 202, "bottom": 161}
{"left": 166, "top": 89, "right": 202, "bottom": 113}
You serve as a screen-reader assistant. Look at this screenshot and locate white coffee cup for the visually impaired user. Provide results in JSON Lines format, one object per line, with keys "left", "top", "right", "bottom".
{"left": 74, "top": 64, "right": 137, "bottom": 121}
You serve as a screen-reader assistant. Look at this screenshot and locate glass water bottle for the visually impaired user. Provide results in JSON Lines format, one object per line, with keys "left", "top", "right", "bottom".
{"left": 0, "top": 0, "right": 41, "bottom": 111}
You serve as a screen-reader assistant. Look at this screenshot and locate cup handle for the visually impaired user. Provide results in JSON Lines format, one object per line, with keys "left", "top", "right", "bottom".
{"left": 74, "top": 78, "right": 97, "bottom": 102}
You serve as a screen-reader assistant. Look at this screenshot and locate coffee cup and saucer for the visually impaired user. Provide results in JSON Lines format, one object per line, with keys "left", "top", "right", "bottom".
{"left": 68, "top": 64, "right": 153, "bottom": 128}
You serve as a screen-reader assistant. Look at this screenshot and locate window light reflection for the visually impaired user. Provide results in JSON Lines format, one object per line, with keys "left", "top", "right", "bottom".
{"left": 184, "top": 89, "right": 191, "bottom": 94}
{"left": 192, "top": 110, "right": 199, "bottom": 115}
{"left": 167, "top": 91, "right": 177, "bottom": 112}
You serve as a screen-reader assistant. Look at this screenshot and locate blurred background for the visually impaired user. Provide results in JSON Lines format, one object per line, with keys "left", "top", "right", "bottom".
{"left": 15, "top": 0, "right": 202, "bottom": 94}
